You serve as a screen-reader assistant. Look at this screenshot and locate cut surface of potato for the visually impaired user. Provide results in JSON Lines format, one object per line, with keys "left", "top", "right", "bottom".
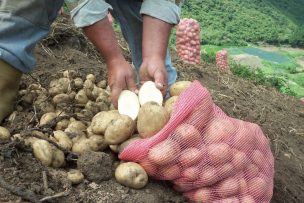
{"left": 118, "top": 90, "right": 140, "bottom": 120}
{"left": 138, "top": 81, "right": 163, "bottom": 106}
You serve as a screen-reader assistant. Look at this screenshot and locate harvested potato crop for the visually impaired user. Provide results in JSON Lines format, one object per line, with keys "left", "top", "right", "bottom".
{"left": 32, "top": 140, "right": 53, "bottom": 166}
{"left": 90, "top": 111, "right": 120, "bottom": 135}
{"left": 97, "top": 80, "right": 107, "bottom": 89}
{"left": 75, "top": 89, "right": 88, "bottom": 105}
{"left": 53, "top": 93, "right": 71, "bottom": 104}
{"left": 39, "top": 112, "right": 57, "bottom": 126}
{"left": 88, "top": 135, "right": 108, "bottom": 151}
{"left": 138, "top": 81, "right": 163, "bottom": 106}
{"left": 137, "top": 102, "right": 169, "bottom": 138}
{"left": 169, "top": 81, "right": 192, "bottom": 96}
{"left": 67, "top": 169, "right": 84, "bottom": 184}
{"left": 83, "top": 79, "right": 94, "bottom": 90}
{"left": 72, "top": 137, "right": 91, "bottom": 155}
{"left": 51, "top": 147, "right": 65, "bottom": 168}
{"left": 86, "top": 74, "right": 96, "bottom": 82}
{"left": 118, "top": 137, "right": 141, "bottom": 153}
{"left": 74, "top": 78, "right": 84, "bottom": 89}
{"left": 104, "top": 114, "right": 135, "bottom": 145}
{"left": 68, "top": 120, "right": 86, "bottom": 131}
{"left": 115, "top": 162, "right": 148, "bottom": 189}
{"left": 55, "top": 119, "right": 70, "bottom": 131}
{"left": 62, "top": 70, "right": 77, "bottom": 78}
{"left": 118, "top": 90, "right": 140, "bottom": 120}
{"left": 164, "top": 96, "right": 178, "bottom": 115}
{"left": 53, "top": 130, "right": 73, "bottom": 150}
{"left": 0, "top": 127, "right": 10, "bottom": 140}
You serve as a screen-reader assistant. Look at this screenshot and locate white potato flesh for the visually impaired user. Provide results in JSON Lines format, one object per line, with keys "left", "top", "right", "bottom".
{"left": 138, "top": 81, "right": 163, "bottom": 106}
{"left": 118, "top": 90, "right": 140, "bottom": 120}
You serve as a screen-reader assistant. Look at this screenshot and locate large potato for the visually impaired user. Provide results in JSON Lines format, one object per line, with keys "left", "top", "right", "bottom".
{"left": 32, "top": 140, "right": 53, "bottom": 166}
{"left": 148, "top": 140, "right": 180, "bottom": 165}
{"left": 164, "top": 96, "right": 178, "bottom": 116}
{"left": 0, "top": 127, "right": 10, "bottom": 140}
{"left": 51, "top": 147, "right": 65, "bottom": 168}
{"left": 90, "top": 111, "right": 120, "bottom": 135}
{"left": 137, "top": 102, "right": 169, "bottom": 138}
{"left": 53, "top": 93, "right": 71, "bottom": 104}
{"left": 89, "top": 135, "right": 108, "bottom": 151}
{"left": 115, "top": 162, "right": 148, "bottom": 189}
{"left": 169, "top": 81, "right": 192, "bottom": 96}
{"left": 72, "top": 137, "right": 91, "bottom": 155}
{"left": 53, "top": 130, "right": 73, "bottom": 150}
{"left": 104, "top": 114, "right": 135, "bottom": 145}
{"left": 39, "top": 112, "right": 57, "bottom": 126}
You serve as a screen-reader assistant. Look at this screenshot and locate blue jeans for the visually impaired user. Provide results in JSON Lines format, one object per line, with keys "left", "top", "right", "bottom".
{"left": 0, "top": 0, "right": 177, "bottom": 87}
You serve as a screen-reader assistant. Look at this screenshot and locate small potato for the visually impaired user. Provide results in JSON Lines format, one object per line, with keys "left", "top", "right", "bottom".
{"left": 39, "top": 112, "right": 57, "bottom": 126}
{"left": 83, "top": 79, "right": 94, "bottom": 90}
{"left": 109, "top": 145, "right": 120, "bottom": 153}
{"left": 115, "top": 162, "right": 148, "bottom": 189}
{"left": 169, "top": 81, "right": 192, "bottom": 96}
{"left": 32, "top": 140, "right": 53, "bottom": 166}
{"left": 217, "top": 177, "right": 240, "bottom": 198}
{"left": 68, "top": 120, "right": 86, "bottom": 131}
{"left": 72, "top": 138, "right": 91, "bottom": 155}
{"left": 0, "top": 127, "right": 10, "bottom": 140}
{"left": 148, "top": 140, "right": 180, "bottom": 165}
{"left": 160, "top": 164, "right": 181, "bottom": 180}
{"left": 97, "top": 80, "right": 107, "bottom": 89}
{"left": 58, "top": 78, "right": 71, "bottom": 92}
{"left": 74, "top": 78, "right": 84, "bottom": 89}
{"left": 85, "top": 101, "right": 101, "bottom": 114}
{"left": 164, "top": 96, "right": 178, "bottom": 115}
{"left": 63, "top": 70, "right": 77, "bottom": 78}
{"left": 51, "top": 147, "right": 65, "bottom": 168}
{"left": 172, "top": 123, "right": 201, "bottom": 147}
{"left": 53, "top": 130, "right": 73, "bottom": 150}
{"left": 204, "top": 118, "right": 236, "bottom": 144}
{"left": 88, "top": 135, "right": 108, "bottom": 151}
{"left": 75, "top": 89, "right": 89, "bottom": 105}
{"left": 178, "top": 148, "right": 203, "bottom": 167}
{"left": 185, "top": 187, "right": 214, "bottom": 203}
{"left": 55, "top": 119, "right": 70, "bottom": 131}
{"left": 86, "top": 74, "right": 96, "bottom": 82}
{"left": 67, "top": 169, "right": 84, "bottom": 184}
{"left": 104, "top": 115, "right": 135, "bottom": 145}
{"left": 137, "top": 102, "right": 169, "bottom": 138}
{"left": 207, "top": 143, "right": 232, "bottom": 165}
{"left": 92, "top": 86, "right": 105, "bottom": 100}
{"left": 53, "top": 93, "right": 71, "bottom": 104}
{"left": 91, "top": 111, "right": 120, "bottom": 135}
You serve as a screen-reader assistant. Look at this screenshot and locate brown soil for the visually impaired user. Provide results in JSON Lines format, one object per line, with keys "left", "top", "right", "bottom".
{"left": 1, "top": 16, "right": 304, "bottom": 203}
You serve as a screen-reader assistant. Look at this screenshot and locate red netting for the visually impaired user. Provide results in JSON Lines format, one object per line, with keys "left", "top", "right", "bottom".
{"left": 176, "top": 18, "right": 201, "bottom": 65}
{"left": 216, "top": 49, "right": 230, "bottom": 71}
{"left": 119, "top": 81, "right": 274, "bottom": 203}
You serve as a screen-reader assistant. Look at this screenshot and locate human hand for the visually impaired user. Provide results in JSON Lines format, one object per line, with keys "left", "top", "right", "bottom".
{"left": 139, "top": 58, "right": 168, "bottom": 95}
{"left": 108, "top": 59, "right": 138, "bottom": 108}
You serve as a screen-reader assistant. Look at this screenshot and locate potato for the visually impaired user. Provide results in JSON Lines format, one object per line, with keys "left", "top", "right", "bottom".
{"left": 67, "top": 169, "right": 84, "bottom": 184}
{"left": 74, "top": 78, "right": 84, "bottom": 89}
{"left": 185, "top": 187, "right": 214, "bottom": 203}
{"left": 0, "top": 127, "right": 10, "bottom": 140}
{"left": 75, "top": 89, "right": 88, "bottom": 105}
{"left": 72, "top": 137, "right": 91, "bottom": 155}
{"left": 218, "top": 163, "right": 235, "bottom": 180}
{"left": 137, "top": 102, "right": 169, "bottom": 138}
{"left": 97, "top": 80, "right": 106, "bottom": 89}
{"left": 239, "top": 177, "right": 249, "bottom": 194}
{"left": 91, "top": 111, "right": 120, "bottom": 135}
{"left": 139, "top": 159, "right": 158, "bottom": 177}
{"left": 88, "top": 135, "right": 108, "bottom": 151}
{"left": 160, "top": 164, "right": 181, "bottom": 180}
{"left": 118, "top": 90, "right": 140, "bottom": 120}
{"left": 204, "top": 118, "right": 236, "bottom": 144}
{"left": 199, "top": 165, "right": 219, "bottom": 186}
{"left": 55, "top": 119, "right": 70, "bottom": 131}
{"left": 39, "top": 112, "right": 57, "bottom": 126}
{"left": 232, "top": 150, "right": 249, "bottom": 171}
{"left": 118, "top": 137, "right": 141, "bottom": 153}
{"left": 68, "top": 120, "right": 86, "bottom": 131}
{"left": 240, "top": 196, "right": 255, "bottom": 203}
{"left": 207, "top": 143, "right": 232, "bottom": 165}
{"left": 172, "top": 123, "right": 201, "bottom": 147}
{"left": 83, "top": 79, "right": 94, "bottom": 90}
{"left": 51, "top": 147, "right": 65, "bottom": 168}
{"left": 169, "top": 81, "right": 192, "bottom": 96}
{"left": 86, "top": 74, "right": 96, "bottom": 82}
{"left": 245, "top": 164, "right": 259, "bottom": 179}
{"left": 217, "top": 177, "right": 239, "bottom": 198}
{"left": 138, "top": 81, "right": 163, "bottom": 106}
{"left": 232, "top": 124, "right": 256, "bottom": 150}
{"left": 148, "top": 140, "right": 180, "bottom": 165}
{"left": 32, "top": 140, "right": 53, "bottom": 166}
{"left": 104, "top": 114, "right": 135, "bottom": 145}
{"left": 179, "top": 148, "right": 203, "bottom": 167}
{"left": 109, "top": 145, "right": 120, "bottom": 153}
{"left": 53, "top": 93, "right": 71, "bottom": 104}
{"left": 115, "top": 162, "right": 148, "bottom": 189}
{"left": 164, "top": 96, "right": 178, "bottom": 115}
{"left": 248, "top": 177, "right": 267, "bottom": 198}
{"left": 91, "top": 86, "right": 105, "bottom": 100}
{"left": 180, "top": 166, "right": 199, "bottom": 182}
{"left": 53, "top": 130, "right": 73, "bottom": 150}
{"left": 62, "top": 70, "right": 76, "bottom": 78}
{"left": 251, "top": 150, "right": 264, "bottom": 169}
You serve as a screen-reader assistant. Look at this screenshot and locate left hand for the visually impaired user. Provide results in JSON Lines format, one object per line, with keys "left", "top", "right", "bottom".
{"left": 139, "top": 58, "right": 168, "bottom": 95}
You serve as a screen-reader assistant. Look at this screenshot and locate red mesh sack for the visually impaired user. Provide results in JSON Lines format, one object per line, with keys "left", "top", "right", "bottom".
{"left": 176, "top": 18, "right": 201, "bottom": 65}
{"left": 119, "top": 81, "right": 274, "bottom": 203}
{"left": 216, "top": 49, "right": 230, "bottom": 71}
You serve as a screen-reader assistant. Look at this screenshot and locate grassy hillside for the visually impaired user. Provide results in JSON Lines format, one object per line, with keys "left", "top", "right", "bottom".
{"left": 180, "top": 0, "right": 304, "bottom": 47}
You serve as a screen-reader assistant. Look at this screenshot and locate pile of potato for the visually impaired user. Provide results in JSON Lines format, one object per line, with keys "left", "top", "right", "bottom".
{"left": 176, "top": 18, "right": 201, "bottom": 65}
{"left": 216, "top": 49, "right": 230, "bottom": 71}
{"left": 5, "top": 70, "right": 193, "bottom": 189}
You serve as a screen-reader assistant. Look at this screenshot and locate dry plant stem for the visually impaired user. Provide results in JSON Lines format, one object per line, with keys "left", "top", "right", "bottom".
{"left": 40, "top": 188, "right": 71, "bottom": 202}
{"left": 42, "top": 171, "right": 48, "bottom": 193}
{"left": 0, "top": 175, "right": 41, "bottom": 203}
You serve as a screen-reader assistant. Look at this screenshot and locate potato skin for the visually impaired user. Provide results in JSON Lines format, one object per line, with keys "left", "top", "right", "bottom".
{"left": 164, "top": 96, "right": 178, "bottom": 116}
{"left": 104, "top": 115, "right": 135, "bottom": 145}
{"left": 32, "top": 140, "right": 53, "bottom": 166}
{"left": 67, "top": 169, "right": 84, "bottom": 184}
{"left": 137, "top": 102, "right": 169, "bottom": 138}
{"left": 169, "top": 81, "right": 192, "bottom": 96}
{"left": 115, "top": 162, "right": 148, "bottom": 189}
{"left": 0, "top": 127, "right": 10, "bottom": 140}
{"left": 91, "top": 111, "right": 120, "bottom": 135}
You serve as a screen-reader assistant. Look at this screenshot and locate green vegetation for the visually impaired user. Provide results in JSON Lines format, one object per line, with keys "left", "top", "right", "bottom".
{"left": 181, "top": 0, "right": 304, "bottom": 47}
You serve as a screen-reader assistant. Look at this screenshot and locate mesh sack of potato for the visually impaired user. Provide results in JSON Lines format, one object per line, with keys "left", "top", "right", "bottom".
{"left": 119, "top": 81, "right": 274, "bottom": 202}
{"left": 176, "top": 18, "right": 201, "bottom": 65}
{"left": 216, "top": 49, "right": 230, "bottom": 71}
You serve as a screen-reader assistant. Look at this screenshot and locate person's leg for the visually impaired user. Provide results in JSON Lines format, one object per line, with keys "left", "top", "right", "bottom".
{"left": 107, "top": 0, "right": 177, "bottom": 88}
{"left": 0, "top": 0, "right": 63, "bottom": 123}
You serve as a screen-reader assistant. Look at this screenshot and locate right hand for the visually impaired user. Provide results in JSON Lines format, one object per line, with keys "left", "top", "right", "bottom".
{"left": 107, "top": 59, "right": 138, "bottom": 108}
